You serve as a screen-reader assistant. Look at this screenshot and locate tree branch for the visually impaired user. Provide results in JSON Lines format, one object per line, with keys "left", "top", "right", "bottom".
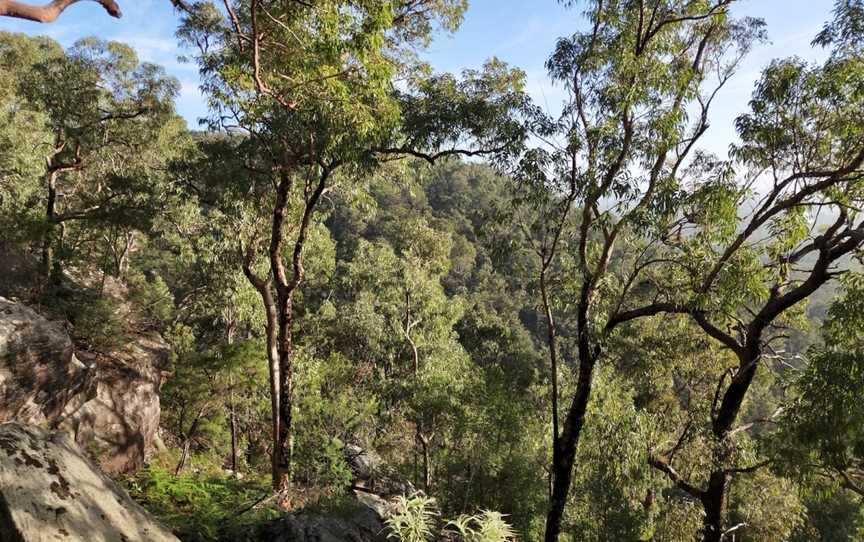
{"left": 648, "top": 452, "right": 704, "bottom": 499}
{"left": 0, "top": 0, "right": 120, "bottom": 22}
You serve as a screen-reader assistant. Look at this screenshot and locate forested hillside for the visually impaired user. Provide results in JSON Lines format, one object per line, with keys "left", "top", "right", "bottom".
{"left": 1, "top": 1, "right": 863, "bottom": 542}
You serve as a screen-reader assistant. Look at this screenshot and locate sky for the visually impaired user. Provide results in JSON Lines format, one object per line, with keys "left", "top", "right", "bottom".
{"left": 0, "top": 0, "right": 837, "bottom": 155}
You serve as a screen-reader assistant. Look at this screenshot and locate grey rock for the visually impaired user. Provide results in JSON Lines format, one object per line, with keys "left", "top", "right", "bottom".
{"left": 0, "top": 422, "right": 179, "bottom": 542}
{"left": 345, "top": 443, "right": 382, "bottom": 482}
{"left": 0, "top": 297, "right": 167, "bottom": 473}
{"left": 250, "top": 493, "right": 390, "bottom": 542}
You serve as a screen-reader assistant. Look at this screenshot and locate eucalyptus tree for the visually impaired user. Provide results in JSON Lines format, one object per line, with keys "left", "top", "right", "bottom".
{"left": 508, "top": 2, "right": 764, "bottom": 540}
{"left": 0, "top": 32, "right": 57, "bottom": 248}
{"left": 175, "top": 0, "right": 528, "bottom": 492}
{"left": 774, "top": 272, "right": 864, "bottom": 500}
{"left": 2, "top": 35, "right": 181, "bottom": 282}
{"left": 634, "top": 5, "right": 864, "bottom": 538}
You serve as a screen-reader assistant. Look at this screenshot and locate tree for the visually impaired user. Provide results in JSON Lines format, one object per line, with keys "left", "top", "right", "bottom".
{"left": 509, "top": 2, "right": 764, "bottom": 540}
{"left": 175, "top": 0, "right": 527, "bottom": 492}
{"left": 775, "top": 272, "right": 864, "bottom": 499}
{"left": 2, "top": 34, "right": 181, "bottom": 283}
{"left": 635, "top": 4, "right": 864, "bottom": 538}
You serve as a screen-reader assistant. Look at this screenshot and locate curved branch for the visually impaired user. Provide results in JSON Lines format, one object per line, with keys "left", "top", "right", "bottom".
{"left": 648, "top": 452, "right": 704, "bottom": 499}
{"left": 0, "top": 0, "right": 120, "bottom": 22}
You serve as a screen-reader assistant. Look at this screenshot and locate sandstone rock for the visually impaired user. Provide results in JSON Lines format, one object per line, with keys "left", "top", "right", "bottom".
{"left": 345, "top": 443, "right": 382, "bottom": 482}
{"left": 0, "top": 297, "right": 167, "bottom": 473}
{"left": 59, "top": 333, "right": 168, "bottom": 474}
{"left": 0, "top": 298, "right": 89, "bottom": 426}
{"left": 0, "top": 422, "right": 179, "bottom": 542}
{"left": 250, "top": 493, "right": 390, "bottom": 542}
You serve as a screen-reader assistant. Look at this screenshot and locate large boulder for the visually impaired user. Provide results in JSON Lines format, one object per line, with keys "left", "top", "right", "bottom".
{"left": 345, "top": 443, "right": 382, "bottom": 484}
{"left": 0, "top": 422, "right": 179, "bottom": 542}
{"left": 0, "top": 297, "right": 167, "bottom": 473}
{"left": 0, "top": 298, "right": 88, "bottom": 424}
{"left": 250, "top": 493, "right": 390, "bottom": 542}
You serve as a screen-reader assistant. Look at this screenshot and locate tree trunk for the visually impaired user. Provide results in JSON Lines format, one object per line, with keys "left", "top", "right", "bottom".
{"left": 274, "top": 296, "right": 294, "bottom": 492}
{"left": 175, "top": 439, "right": 191, "bottom": 476}
{"left": 545, "top": 280, "right": 599, "bottom": 542}
{"left": 242, "top": 255, "right": 282, "bottom": 489}
{"left": 698, "top": 350, "right": 758, "bottom": 541}
{"left": 540, "top": 269, "right": 560, "bottom": 479}
{"left": 41, "top": 170, "right": 58, "bottom": 281}
{"left": 229, "top": 381, "right": 238, "bottom": 473}
{"left": 175, "top": 409, "right": 204, "bottom": 475}
{"left": 544, "top": 353, "right": 596, "bottom": 542}
{"left": 265, "top": 309, "right": 282, "bottom": 488}
{"left": 700, "top": 472, "right": 727, "bottom": 542}
{"left": 417, "top": 430, "right": 431, "bottom": 493}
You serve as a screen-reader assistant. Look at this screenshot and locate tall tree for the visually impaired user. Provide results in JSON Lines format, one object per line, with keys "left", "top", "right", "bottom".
{"left": 0, "top": 33, "right": 182, "bottom": 287}
{"left": 638, "top": 3, "right": 864, "bottom": 539}
{"left": 24, "top": 37, "right": 178, "bottom": 280}
{"left": 510, "top": 2, "right": 763, "bottom": 540}
{"left": 176, "top": 0, "right": 527, "bottom": 492}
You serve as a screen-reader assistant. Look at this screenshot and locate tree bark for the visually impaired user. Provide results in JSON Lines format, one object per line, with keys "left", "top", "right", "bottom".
{"left": 418, "top": 431, "right": 431, "bottom": 493}
{"left": 544, "top": 276, "right": 600, "bottom": 542}
{"left": 175, "top": 439, "right": 191, "bottom": 476}
{"left": 274, "top": 293, "right": 295, "bottom": 491}
{"left": 700, "top": 472, "right": 726, "bottom": 542}
{"left": 0, "top": 0, "right": 120, "bottom": 22}
{"left": 540, "top": 269, "right": 560, "bottom": 459}
{"left": 242, "top": 247, "right": 281, "bottom": 488}
{"left": 544, "top": 351, "right": 596, "bottom": 542}
{"left": 174, "top": 408, "right": 204, "bottom": 476}
{"left": 41, "top": 170, "right": 58, "bottom": 281}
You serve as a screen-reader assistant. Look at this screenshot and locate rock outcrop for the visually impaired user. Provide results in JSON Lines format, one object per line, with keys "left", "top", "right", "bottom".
{"left": 251, "top": 492, "right": 390, "bottom": 542}
{"left": 0, "top": 298, "right": 88, "bottom": 424}
{"left": 0, "top": 297, "right": 167, "bottom": 473}
{"left": 0, "top": 422, "right": 179, "bottom": 542}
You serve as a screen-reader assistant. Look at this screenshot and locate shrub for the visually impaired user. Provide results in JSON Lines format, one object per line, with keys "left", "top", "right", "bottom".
{"left": 446, "top": 511, "right": 516, "bottom": 542}
{"left": 386, "top": 493, "right": 516, "bottom": 542}
{"left": 126, "top": 465, "right": 277, "bottom": 542}
{"left": 43, "top": 286, "right": 127, "bottom": 351}
{"left": 127, "top": 272, "right": 175, "bottom": 331}
{"left": 386, "top": 493, "right": 439, "bottom": 542}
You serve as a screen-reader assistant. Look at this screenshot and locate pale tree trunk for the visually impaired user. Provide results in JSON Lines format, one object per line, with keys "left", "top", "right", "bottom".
{"left": 41, "top": 170, "right": 58, "bottom": 281}
{"left": 227, "top": 324, "right": 238, "bottom": 474}
{"left": 243, "top": 261, "right": 282, "bottom": 488}
{"left": 403, "top": 290, "right": 432, "bottom": 493}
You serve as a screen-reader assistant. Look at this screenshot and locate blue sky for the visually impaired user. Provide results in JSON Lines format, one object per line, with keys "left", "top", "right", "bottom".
{"left": 1, "top": 0, "right": 836, "bottom": 155}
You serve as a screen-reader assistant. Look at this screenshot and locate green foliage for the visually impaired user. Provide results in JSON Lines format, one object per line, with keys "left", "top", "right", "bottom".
{"left": 127, "top": 465, "right": 276, "bottom": 542}
{"left": 42, "top": 286, "right": 127, "bottom": 350}
{"left": 387, "top": 493, "right": 516, "bottom": 542}
{"left": 446, "top": 511, "right": 516, "bottom": 542}
{"left": 386, "top": 493, "right": 439, "bottom": 542}
{"left": 4, "top": 3, "right": 864, "bottom": 540}
{"left": 127, "top": 273, "right": 175, "bottom": 331}
{"left": 292, "top": 351, "right": 378, "bottom": 491}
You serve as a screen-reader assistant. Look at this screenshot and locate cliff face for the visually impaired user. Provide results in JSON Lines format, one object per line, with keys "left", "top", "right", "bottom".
{"left": 0, "top": 422, "right": 179, "bottom": 542}
{"left": 0, "top": 296, "right": 167, "bottom": 473}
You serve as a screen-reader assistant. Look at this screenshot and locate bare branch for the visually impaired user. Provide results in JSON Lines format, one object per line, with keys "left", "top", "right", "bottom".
{"left": 0, "top": 0, "right": 120, "bottom": 22}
